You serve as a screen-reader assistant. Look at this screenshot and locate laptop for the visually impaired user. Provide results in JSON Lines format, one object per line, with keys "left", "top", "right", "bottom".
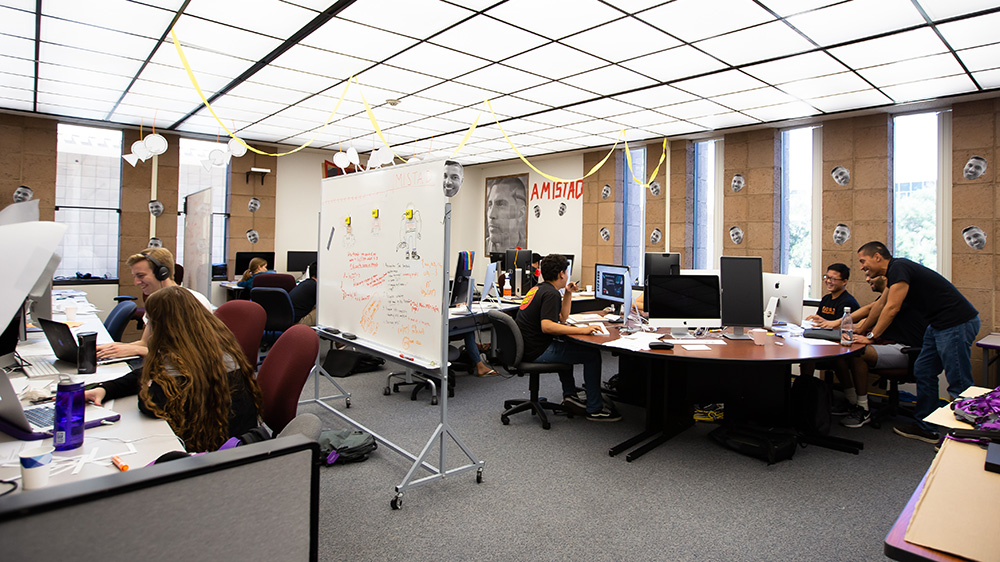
{"left": 37, "top": 317, "right": 139, "bottom": 367}
{"left": 0, "top": 370, "right": 121, "bottom": 440}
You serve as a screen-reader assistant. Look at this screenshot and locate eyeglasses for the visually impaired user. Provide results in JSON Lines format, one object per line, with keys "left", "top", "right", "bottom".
{"left": 823, "top": 275, "right": 844, "bottom": 282}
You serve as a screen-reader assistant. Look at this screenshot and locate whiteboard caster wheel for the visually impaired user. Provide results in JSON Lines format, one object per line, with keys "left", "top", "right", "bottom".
{"left": 383, "top": 387, "right": 391, "bottom": 396}
{"left": 501, "top": 415, "right": 510, "bottom": 425}
{"left": 431, "top": 396, "right": 438, "bottom": 406}
{"left": 390, "top": 494, "right": 403, "bottom": 510}
{"left": 345, "top": 397, "right": 351, "bottom": 408}
{"left": 476, "top": 468, "right": 484, "bottom": 484}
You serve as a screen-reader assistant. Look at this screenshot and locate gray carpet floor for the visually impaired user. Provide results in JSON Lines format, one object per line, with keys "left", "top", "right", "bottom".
{"left": 299, "top": 348, "right": 935, "bottom": 561}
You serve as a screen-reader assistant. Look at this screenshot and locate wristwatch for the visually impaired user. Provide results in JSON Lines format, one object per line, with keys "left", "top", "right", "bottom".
{"left": 866, "top": 331, "right": 874, "bottom": 339}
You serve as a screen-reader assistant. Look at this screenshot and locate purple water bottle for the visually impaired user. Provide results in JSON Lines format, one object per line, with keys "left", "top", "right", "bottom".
{"left": 54, "top": 376, "right": 85, "bottom": 451}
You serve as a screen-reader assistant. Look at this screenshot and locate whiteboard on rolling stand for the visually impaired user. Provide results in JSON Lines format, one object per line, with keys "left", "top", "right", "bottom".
{"left": 317, "top": 159, "right": 449, "bottom": 368}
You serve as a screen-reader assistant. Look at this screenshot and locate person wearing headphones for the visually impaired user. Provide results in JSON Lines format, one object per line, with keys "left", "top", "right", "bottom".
{"left": 97, "top": 247, "right": 214, "bottom": 359}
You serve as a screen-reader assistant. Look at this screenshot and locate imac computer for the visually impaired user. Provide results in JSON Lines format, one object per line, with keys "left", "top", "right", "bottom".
{"left": 235, "top": 251, "right": 275, "bottom": 276}
{"left": 594, "top": 263, "right": 632, "bottom": 316}
{"left": 480, "top": 261, "right": 499, "bottom": 304}
{"left": 720, "top": 256, "right": 764, "bottom": 339}
{"left": 286, "top": 251, "right": 317, "bottom": 273}
{"left": 761, "top": 272, "right": 804, "bottom": 328}
{"left": 505, "top": 248, "right": 533, "bottom": 297}
{"left": 645, "top": 274, "right": 722, "bottom": 337}
{"left": 449, "top": 251, "right": 475, "bottom": 308}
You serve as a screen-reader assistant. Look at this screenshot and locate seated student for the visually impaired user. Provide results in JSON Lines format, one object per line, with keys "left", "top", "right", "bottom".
{"left": 463, "top": 331, "right": 498, "bottom": 377}
{"left": 801, "top": 263, "right": 862, "bottom": 412}
{"left": 85, "top": 286, "right": 262, "bottom": 452}
{"left": 290, "top": 261, "right": 318, "bottom": 326}
{"left": 515, "top": 254, "right": 619, "bottom": 421}
{"left": 98, "top": 248, "right": 214, "bottom": 359}
{"left": 237, "top": 257, "right": 274, "bottom": 288}
{"left": 815, "top": 274, "right": 928, "bottom": 428}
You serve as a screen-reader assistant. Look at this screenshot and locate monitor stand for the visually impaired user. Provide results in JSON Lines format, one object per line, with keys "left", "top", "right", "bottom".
{"left": 669, "top": 327, "right": 695, "bottom": 339}
{"left": 723, "top": 326, "right": 752, "bottom": 340}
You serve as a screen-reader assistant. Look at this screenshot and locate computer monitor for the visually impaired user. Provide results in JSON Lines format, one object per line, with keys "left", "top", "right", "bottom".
{"left": 594, "top": 263, "right": 632, "bottom": 313}
{"left": 286, "top": 251, "right": 317, "bottom": 273}
{"left": 505, "top": 248, "right": 533, "bottom": 296}
{"left": 646, "top": 274, "right": 722, "bottom": 337}
{"left": 0, "top": 307, "right": 22, "bottom": 371}
{"left": 644, "top": 252, "right": 680, "bottom": 280}
{"left": 26, "top": 252, "right": 60, "bottom": 323}
{"left": 761, "top": 272, "right": 805, "bottom": 328}
{"left": 234, "top": 251, "right": 275, "bottom": 276}
{"left": 450, "top": 250, "right": 475, "bottom": 308}
{"left": 480, "top": 261, "right": 498, "bottom": 304}
{"left": 720, "top": 256, "right": 764, "bottom": 339}
{"left": 489, "top": 251, "right": 506, "bottom": 270}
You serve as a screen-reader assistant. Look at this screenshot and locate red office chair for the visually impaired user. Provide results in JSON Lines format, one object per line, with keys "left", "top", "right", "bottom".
{"left": 252, "top": 273, "right": 297, "bottom": 292}
{"left": 256, "top": 325, "right": 319, "bottom": 434}
{"left": 214, "top": 300, "right": 266, "bottom": 369}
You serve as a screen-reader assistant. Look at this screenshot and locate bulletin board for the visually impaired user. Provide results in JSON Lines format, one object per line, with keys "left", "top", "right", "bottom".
{"left": 317, "top": 160, "right": 449, "bottom": 369}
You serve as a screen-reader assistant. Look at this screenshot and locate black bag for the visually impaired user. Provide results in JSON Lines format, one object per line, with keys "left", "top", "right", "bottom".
{"left": 322, "top": 349, "right": 385, "bottom": 378}
{"left": 709, "top": 424, "right": 799, "bottom": 465}
{"left": 318, "top": 428, "right": 377, "bottom": 464}
{"left": 790, "top": 374, "right": 832, "bottom": 436}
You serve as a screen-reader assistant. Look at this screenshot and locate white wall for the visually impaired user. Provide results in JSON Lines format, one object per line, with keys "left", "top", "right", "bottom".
{"left": 274, "top": 149, "right": 328, "bottom": 273}
{"left": 451, "top": 153, "right": 584, "bottom": 282}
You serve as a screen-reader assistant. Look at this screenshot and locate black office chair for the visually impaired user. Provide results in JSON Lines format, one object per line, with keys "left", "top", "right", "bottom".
{"left": 868, "top": 346, "right": 921, "bottom": 429}
{"left": 486, "top": 309, "right": 575, "bottom": 430}
{"left": 113, "top": 295, "right": 145, "bottom": 330}
{"left": 249, "top": 287, "right": 295, "bottom": 346}
{"left": 103, "top": 299, "right": 137, "bottom": 342}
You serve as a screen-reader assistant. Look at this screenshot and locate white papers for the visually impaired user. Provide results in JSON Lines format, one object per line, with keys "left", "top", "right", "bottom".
{"left": 661, "top": 339, "right": 727, "bottom": 345}
{"left": 602, "top": 332, "right": 662, "bottom": 352}
{"left": 796, "top": 338, "right": 841, "bottom": 346}
{"left": 568, "top": 313, "right": 604, "bottom": 323}
{"left": 682, "top": 344, "right": 712, "bottom": 351}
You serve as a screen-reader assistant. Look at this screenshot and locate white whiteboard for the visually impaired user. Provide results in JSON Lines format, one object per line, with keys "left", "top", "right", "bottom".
{"left": 183, "top": 187, "right": 213, "bottom": 299}
{"left": 317, "top": 160, "right": 449, "bottom": 368}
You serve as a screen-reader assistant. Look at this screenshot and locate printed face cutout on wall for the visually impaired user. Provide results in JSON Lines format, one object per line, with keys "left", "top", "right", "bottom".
{"left": 599, "top": 227, "right": 610, "bottom": 242}
{"left": 601, "top": 184, "right": 612, "bottom": 199}
{"left": 963, "top": 225, "right": 987, "bottom": 250}
{"left": 533, "top": 205, "right": 540, "bottom": 218}
{"left": 649, "top": 181, "right": 661, "bottom": 197}
{"left": 443, "top": 161, "right": 464, "bottom": 197}
{"left": 729, "top": 226, "right": 744, "bottom": 245}
{"left": 831, "top": 166, "right": 850, "bottom": 186}
{"left": 12, "top": 185, "right": 33, "bottom": 203}
{"left": 148, "top": 237, "right": 162, "bottom": 249}
{"left": 731, "top": 174, "right": 745, "bottom": 192}
{"left": 558, "top": 202, "right": 567, "bottom": 216}
{"left": 248, "top": 197, "right": 261, "bottom": 213}
{"left": 650, "top": 228, "right": 662, "bottom": 245}
{"left": 246, "top": 229, "right": 259, "bottom": 244}
{"left": 833, "top": 223, "right": 851, "bottom": 245}
{"left": 148, "top": 200, "right": 164, "bottom": 217}
{"left": 964, "top": 156, "right": 988, "bottom": 180}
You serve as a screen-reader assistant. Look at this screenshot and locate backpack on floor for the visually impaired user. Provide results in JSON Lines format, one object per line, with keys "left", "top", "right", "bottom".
{"left": 790, "top": 374, "right": 832, "bottom": 436}
{"left": 318, "top": 428, "right": 377, "bottom": 464}
{"left": 709, "top": 424, "right": 799, "bottom": 465}
{"left": 322, "top": 349, "right": 385, "bottom": 378}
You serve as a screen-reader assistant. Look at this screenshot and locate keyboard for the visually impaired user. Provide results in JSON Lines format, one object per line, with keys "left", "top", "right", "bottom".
{"left": 24, "top": 404, "right": 55, "bottom": 430}
{"left": 21, "top": 359, "right": 60, "bottom": 378}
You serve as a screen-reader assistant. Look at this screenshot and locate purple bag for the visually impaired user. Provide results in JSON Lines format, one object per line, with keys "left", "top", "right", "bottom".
{"left": 951, "top": 387, "right": 1000, "bottom": 430}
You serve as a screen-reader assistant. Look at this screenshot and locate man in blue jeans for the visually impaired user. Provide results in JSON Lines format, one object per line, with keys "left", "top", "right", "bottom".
{"left": 515, "top": 253, "right": 620, "bottom": 421}
{"left": 855, "top": 241, "right": 980, "bottom": 443}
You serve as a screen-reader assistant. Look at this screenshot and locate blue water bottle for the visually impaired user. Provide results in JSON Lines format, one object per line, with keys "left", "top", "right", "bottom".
{"left": 54, "top": 376, "right": 85, "bottom": 451}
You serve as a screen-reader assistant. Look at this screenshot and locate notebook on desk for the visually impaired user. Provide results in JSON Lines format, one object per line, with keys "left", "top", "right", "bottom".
{"left": 0, "top": 370, "right": 120, "bottom": 440}
{"left": 37, "top": 317, "right": 139, "bottom": 367}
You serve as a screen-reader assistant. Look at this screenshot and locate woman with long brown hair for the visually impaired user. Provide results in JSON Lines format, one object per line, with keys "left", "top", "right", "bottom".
{"left": 86, "top": 286, "right": 262, "bottom": 452}
{"left": 237, "top": 256, "right": 271, "bottom": 288}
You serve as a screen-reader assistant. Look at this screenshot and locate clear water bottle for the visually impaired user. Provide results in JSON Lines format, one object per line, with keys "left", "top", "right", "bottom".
{"left": 840, "top": 307, "right": 853, "bottom": 347}
{"left": 53, "top": 376, "right": 85, "bottom": 451}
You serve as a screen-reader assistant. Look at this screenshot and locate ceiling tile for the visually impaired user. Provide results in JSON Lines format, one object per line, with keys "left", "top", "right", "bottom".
{"left": 694, "top": 21, "right": 815, "bottom": 66}
{"left": 269, "top": 44, "right": 371, "bottom": 79}
{"left": 430, "top": 14, "right": 548, "bottom": 61}
{"left": 146, "top": 43, "right": 250, "bottom": 83}
{"left": 40, "top": 18, "right": 159, "bottom": 58}
{"left": 565, "top": 119, "right": 625, "bottom": 135}
{"left": 337, "top": 0, "right": 472, "bottom": 41}
{"left": 504, "top": 43, "right": 608, "bottom": 80}
{"left": 609, "top": 109, "right": 675, "bottom": 128}
{"left": 972, "top": 68, "right": 1000, "bottom": 89}
{"left": 638, "top": 0, "right": 775, "bottom": 42}
{"left": 673, "top": 70, "right": 768, "bottom": 98}
{"left": 0, "top": 69, "right": 34, "bottom": 89}
{"left": 38, "top": 42, "right": 144, "bottom": 79}
{"left": 391, "top": 95, "right": 461, "bottom": 116}
{"left": 957, "top": 43, "right": 1000, "bottom": 72}
{"left": 364, "top": 105, "right": 422, "bottom": 127}
{"left": 514, "top": 81, "right": 596, "bottom": 108}
{"left": 612, "top": 84, "right": 698, "bottom": 108}
{"left": 561, "top": 16, "right": 682, "bottom": 63}
{"left": 778, "top": 72, "right": 872, "bottom": 99}
{"left": 688, "top": 111, "right": 761, "bottom": 129}
{"left": 356, "top": 64, "right": 442, "bottom": 95}
{"left": 407, "top": 115, "right": 467, "bottom": 133}
{"left": 742, "top": 101, "right": 818, "bottom": 122}
{"left": 113, "top": 91, "right": 202, "bottom": 115}
{"left": 937, "top": 11, "right": 1000, "bottom": 50}
{"left": 171, "top": 14, "right": 282, "bottom": 61}
{"left": 786, "top": 0, "right": 925, "bottom": 46}
{"left": 385, "top": 43, "right": 488, "bottom": 80}
{"left": 418, "top": 81, "right": 496, "bottom": 108}
{"left": 0, "top": 5, "right": 38, "bottom": 39}
{"left": 202, "top": 94, "right": 285, "bottom": 116}
{"left": 659, "top": 99, "right": 730, "bottom": 119}
{"left": 828, "top": 28, "right": 949, "bottom": 69}
{"left": 301, "top": 18, "right": 418, "bottom": 62}
{"left": 487, "top": 95, "right": 550, "bottom": 117}
{"left": 35, "top": 103, "right": 107, "bottom": 121}
{"left": 0, "top": 34, "right": 34, "bottom": 61}
{"left": 249, "top": 65, "right": 340, "bottom": 94}
{"left": 569, "top": 97, "right": 640, "bottom": 118}
{"left": 36, "top": 92, "right": 113, "bottom": 113}
{"left": 37, "top": 62, "right": 134, "bottom": 92}
{"left": 915, "top": 0, "right": 1000, "bottom": 21}
{"left": 111, "top": 104, "right": 189, "bottom": 126}
{"left": 755, "top": 0, "right": 843, "bottom": 17}
{"left": 858, "top": 53, "right": 967, "bottom": 88}
{"left": 712, "top": 87, "right": 796, "bottom": 110}
{"left": 561, "top": 65, "right": 658, "bottom": 96}
{"left": 456, "top": 64, "right": 548, "bottom": 94}
{"left": 620, "top": 45, "right": 728, "bottom": 83}
{"left": 486, "top": 0, "right": 624, "bottom": 41}
{"left": 184, "top": 0, "right": 318, "bottom": 39}
{"left": 880, "top": 74, "right": 978, "bottom": 103}
{"left": 526, "top": 110, "right": 588, "bottom": 127}
{"left": 642, "top": 121, "right": 707, "bottom": 137}
{"left": 743, "top": 51, "right": 849, "bottom": 84}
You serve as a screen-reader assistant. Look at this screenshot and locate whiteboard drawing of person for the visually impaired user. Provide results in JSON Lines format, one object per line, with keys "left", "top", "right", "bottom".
{"left": 397, "top": 204, "right": 422, "bottom": 260}
{"left": 343, "top": 223, "right": 355, "bottom": 248}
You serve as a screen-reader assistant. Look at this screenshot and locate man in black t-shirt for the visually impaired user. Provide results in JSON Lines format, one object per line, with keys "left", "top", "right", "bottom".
{"left": 290, "top": 262, "right": 317, "bottom": 326}
{"left": 515, "top": 254, "right": 619, "bottom": 421}
{"left": 857, "top": 241, "right": 980, "bottom": 444}
{"left": 802, "top": 263, "right": 862, "bottom": 412}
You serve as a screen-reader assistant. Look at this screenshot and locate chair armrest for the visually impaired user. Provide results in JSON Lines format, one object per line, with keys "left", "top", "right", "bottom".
{"left": 114, "top": 295, "right": 138, "bottom": 302}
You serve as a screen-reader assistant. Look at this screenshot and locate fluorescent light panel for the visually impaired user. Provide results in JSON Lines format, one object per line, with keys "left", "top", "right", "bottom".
{"left": 915, "top": 0, "right": 1000, "bottom": 21}
{"left": 356, "top": 63, "right": 442, "bottom": 94}
{"left": 778, "top": 72, "right": 872, "bottom": 99}
{"left": 805, "top": 89, "right": 892, "bottom": 113}
{"left": 786, "top": 0, "right": 925, "bottom": 46}
{"left": 170, "top": 14, "right": 282, "bottom": 60}
{"left": 430, "top": 14, "right": 549, "bottom": 62}
{"left": 612, "top": 84, "right": 697, "bottom": 108}
{"left": 456, "top": 64, "right": 550, "bottom": 94}
{"left": 620, "top": 45, "right": 727, "bottom": 83}
{"left": 637, "top": 0, "right": 775, "bottom": 43}
{"left": 504, "top": 43, "right": 607, "bottom": 81}
{"left": 270, "top": 44, "right": 370, "bottom": 79}
{"left": 880, "top": 74, "right": 977, "bottom": 103}
{"left": 184, "top": 0, "right": 318, "bottom": 40}
{"left": 858, "top": 53, "right": 967, "bottom": 88}
{"left": 957, "top": 43, "right": 1000, "bottom": 72}
{"left": 40, "top": 17, "right": 158, "bottom": 57}
{"left": 829, "top": 28, "right": 948, "bottom": 69}
{"left": 712, "top": 87, "right": 796, "bottom": 111}
{"left": 743, "top": 51, "right": 849, "bottom": 84}
{"left": 561, "top": 65, "right": 658, "bottom": 96}
{"left": 337, "top": 0, "right": 471, "bottom": 41}
{"left": 514, "top": 81, "right": 597, "bottom": 107}
{"left": 301, "top": 17, "right": 417, "bottom": 62}
{"left": 673, "top": 70, "right": 767, "bottom": 98}
{"left": 694, "top": 21, "right": 815, "bottom": 66}
{"left": 386, "top": 42, "right": 488, "bottom": 81}
{"left": 561, "top": 17, "right": 681, "bottom": 63}
{"left": 936, "top": 12, "right": 1000, "bottom": 50}
{"left": 485, "top": 0, "right": 624, "bottom": 41}
{"left": 755, "top": 0, "right": 843, "bottom": 17}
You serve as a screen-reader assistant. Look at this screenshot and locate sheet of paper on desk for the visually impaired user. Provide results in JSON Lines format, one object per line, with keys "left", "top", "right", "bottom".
{"left": 663, "top": 339, "right": 726, "bottom": 345}
{"left": 796, "top": 339, "right": 841, "bottom": 346}
{"left": 568, "top": 314, "right": 604, "bottom": 323}
{"left": 603, "top": 333, "right": 661, "bottom": 352}
{"left": 682, "top": 344, "right": 711, "bottom": 351}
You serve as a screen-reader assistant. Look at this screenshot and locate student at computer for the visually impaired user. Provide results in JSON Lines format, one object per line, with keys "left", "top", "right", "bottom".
{"left": 237, "top": 257, "right": 274, "bottom": 288}
{"left": 97, "top": 248, "right": 214, "bottom": 360}
{"left": 290, "top": 261, "right": 318, "bottom": 326}
{"left": 85, "top": 286, "right": 262, "bottom": 452}
{"left": 515, "top": 254, "right": 619, "bottom": 421}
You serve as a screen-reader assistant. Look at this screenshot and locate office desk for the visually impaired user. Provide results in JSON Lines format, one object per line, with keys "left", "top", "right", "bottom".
{"left": 569, "top": 328, "right": 864, "bottom": 461}
{"left": 220, "top": 281, "right": 246, "bottom": 301}
{"left": 976, "top": 332, "right": 1000, "bottom": 387}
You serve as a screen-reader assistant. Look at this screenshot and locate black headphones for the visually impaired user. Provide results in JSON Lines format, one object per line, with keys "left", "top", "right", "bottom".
{"left": 145, "top": 252, "right": 171, "bottom": 281}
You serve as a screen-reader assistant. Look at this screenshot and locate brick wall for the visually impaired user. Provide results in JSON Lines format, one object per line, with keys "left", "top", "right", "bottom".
{"left": 669, "top": 140, "right": 694, "bottom": 268}
{"left": 581, "top": 149, "right": 622, "bottom": 286}
{"left": 724, "top": 129, "right": 780, "bottom": 271}
{"left": 0, "top": 113, "right": 57, "bottom": 219}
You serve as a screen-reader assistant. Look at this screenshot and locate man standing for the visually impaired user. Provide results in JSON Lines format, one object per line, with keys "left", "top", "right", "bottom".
{"left": 97, "top": 247, "right": 214, "bottom": 359}
{"left": 516, "top": 254, "right": 619, "bottom": 421}
{"left": 856, "top": 241, "right": 979, "bottom": 443}
{"left": 486, "top": 176, "right": 526, "bottom": 252}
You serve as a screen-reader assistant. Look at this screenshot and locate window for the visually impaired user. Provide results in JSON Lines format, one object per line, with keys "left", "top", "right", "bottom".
{"left": 622, "top": 146, "right": 646, "bottom": 283}
{"left": 54, "top": 124, "right": 122, "bottom": 279}
{"left": 892, "top": 112, "right": 946, "bottom": 270}
{"left": 177, "top": 138, "right": 230, "bottom": 266}
{"left": 692, "top": 139, "right": 721, "bottom": 269}
{"left": 780, "top": 126, "right": 820, "bottom": 296}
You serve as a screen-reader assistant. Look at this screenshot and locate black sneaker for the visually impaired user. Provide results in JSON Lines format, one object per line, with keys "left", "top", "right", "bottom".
{"left": 830, "top": 399, "right": 852, "bottom": 416}
{"left": 893, "top": 422, "right": 940, "bottom": 444}
{"left": 586, "top": 408, "right": 622, "bottom": 422}
{"left": 561, "top": 395, "right": 587, "bottom": 415}
{"left": 839, "top": 406, "right": 871, "bottom": 428}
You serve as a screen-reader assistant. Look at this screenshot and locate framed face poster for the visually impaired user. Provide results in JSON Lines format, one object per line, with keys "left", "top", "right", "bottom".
{"left": 485, "top": 174, "right": 528, "bottom": 253}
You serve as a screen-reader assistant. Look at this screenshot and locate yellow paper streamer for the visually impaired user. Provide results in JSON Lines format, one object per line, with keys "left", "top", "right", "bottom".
{"left": 171, "top": 29, "right": 350, "bottom": 157}
{"left": 623, "top": 138, "right": 668, "bottom": 188}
